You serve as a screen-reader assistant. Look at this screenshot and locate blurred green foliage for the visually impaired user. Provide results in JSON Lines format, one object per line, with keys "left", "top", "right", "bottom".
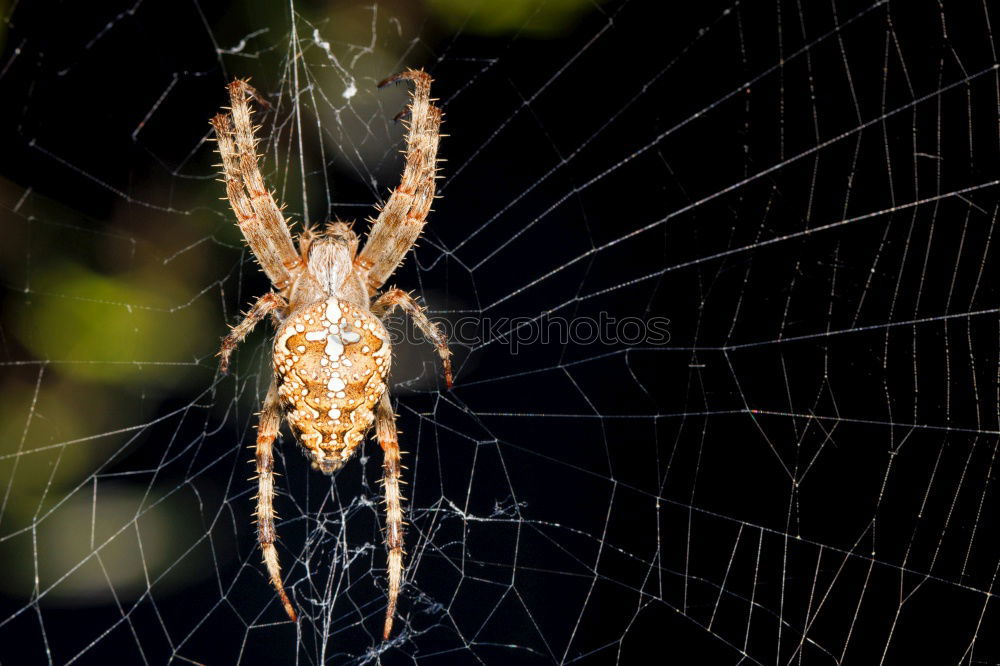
{"left": 426, "top": 0, "right": 598, "bottom": 36}
{"left": 11, "top": 262, "right": 214, "bottom": 386}
{"left": 0, "top": 483, "right": 205, "bottom": 601}
{"left": 0, "top": 171, "right": 220, "bottom": 604}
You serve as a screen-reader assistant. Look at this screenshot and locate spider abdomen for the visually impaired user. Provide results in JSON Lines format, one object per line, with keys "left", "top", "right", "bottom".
{"left": 273, "top": 297, "right": 391, "bottom": 473}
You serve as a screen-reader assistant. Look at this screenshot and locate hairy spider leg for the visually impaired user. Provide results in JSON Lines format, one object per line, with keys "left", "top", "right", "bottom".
{"left": 211, "top": 80, "right": 301, "bottom": 291}
{"left": 373, "top": 288, "right": 453, "bottom": 388}
{"left": 256, "top": 381, "right": 297, "bottom": 621}
{"left": 217, "top": 292, "right": 286, "bottom": 374}
{"left": 358, "top": 69, "right": 443, "bottom": 292}
{"left": 376, "top": 393, "right": 404, "bottom": 639}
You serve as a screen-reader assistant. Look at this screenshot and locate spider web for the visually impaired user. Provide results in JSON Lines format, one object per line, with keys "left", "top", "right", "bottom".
{"left": 1, "top": 0, "right": 999, "bottom": 663}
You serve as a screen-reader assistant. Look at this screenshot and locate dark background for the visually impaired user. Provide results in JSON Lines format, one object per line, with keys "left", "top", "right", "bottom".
{"left": 2, "top": 1, "right": 1000, "bottom": 663}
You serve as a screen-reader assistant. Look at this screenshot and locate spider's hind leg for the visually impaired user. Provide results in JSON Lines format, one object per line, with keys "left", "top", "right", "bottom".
{"left": 255, "top": 380, "right": 298, "bottom": 621}
{"left": 375, "top": 393, "right": 404, "bottom": 639}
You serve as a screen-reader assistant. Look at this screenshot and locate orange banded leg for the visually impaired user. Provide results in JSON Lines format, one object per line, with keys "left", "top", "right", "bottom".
{"left": 376, "top": 393, "right": 404, "bottom": 639}
{"left": 226, "top": 80, "right": 303, "bottom": 283}
{"left": 210, "top": 97, "right": 299, "bottom": 290}
{"left": 359, "top": 69, "right": 442, "bottom": 290}
{"left": 256, "top": 380, "right": 297, "bottom": 621}
{"left": 372, "top": 288, "right": 453, "bottom": 388}
{"left": 217, "top": 292, "right": 286, "bottom": 373}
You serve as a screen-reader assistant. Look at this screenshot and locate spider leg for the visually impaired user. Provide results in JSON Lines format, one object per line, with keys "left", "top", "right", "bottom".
{"left": 211, "top": 80, "right": 301, "bottom": 292}
{"left": 373, "top": 288, "right": 453, "bottom": 388}
{"left": 218, "top": 292, "right": 286, "bottom": 374}
{"left": 358, "top": 69, "right": 442, "bottom": 292}
{"left": 375, "top": 392, "right": 404, "bottom": 639}
{"left": 256, "top": 380, "right": 298, "bottom": 621}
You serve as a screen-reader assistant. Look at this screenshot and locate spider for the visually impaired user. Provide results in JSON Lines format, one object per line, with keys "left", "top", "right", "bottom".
{"left": 209, "top": 70, "right": 450, "bottom": 640}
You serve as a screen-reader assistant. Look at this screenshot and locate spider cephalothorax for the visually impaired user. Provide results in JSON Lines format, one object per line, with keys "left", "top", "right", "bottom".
{"left": 210, "top": 71, "right": 450, "bottom": 639}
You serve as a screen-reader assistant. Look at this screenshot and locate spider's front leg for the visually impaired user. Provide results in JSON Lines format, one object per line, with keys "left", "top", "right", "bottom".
{"left": 375, "top": 393, "right": 404, "bottom": 639}
{"left": 218, "top": 292, "right": 286, "bottom": 373}
{"left": 358, "top": 70, "right": 442, "bottom": 291}
{"left": 372, "top": 288, "right": 453, "bottom": 387}
{"left": 211, "top": 102, "right": 300, "bottom": 292}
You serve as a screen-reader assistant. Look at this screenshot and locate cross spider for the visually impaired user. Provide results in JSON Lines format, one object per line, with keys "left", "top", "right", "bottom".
{"left": 209, "top": 70, "right": 450, "bottom": 639}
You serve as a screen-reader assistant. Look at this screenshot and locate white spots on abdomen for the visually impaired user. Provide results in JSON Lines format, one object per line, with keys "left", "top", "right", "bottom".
{"left": 325, "top": 300, "right": 342, "bottom": 326}
{"left": 273, "top": 296, "right": 392, "bottom": 471}
{"left": 325, "top": 335, "right": 344, "bottom": 360}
